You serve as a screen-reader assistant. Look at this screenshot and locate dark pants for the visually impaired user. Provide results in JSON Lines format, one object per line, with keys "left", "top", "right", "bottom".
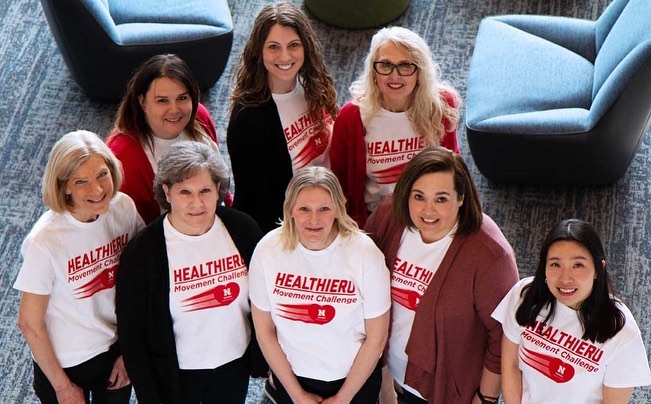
{"left": 397, "top": 388, "right": 428, "bottom": 404}
{"left": 271, "top": 362, "right": 382, "bottom": 404}
{"left": 33, "top": 343, "right": 131, "bottom": 403}
{"left": 178, "top": 355, "right": 250, "bottom": 403}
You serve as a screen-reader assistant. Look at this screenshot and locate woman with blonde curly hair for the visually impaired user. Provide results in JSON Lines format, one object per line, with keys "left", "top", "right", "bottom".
{"left": 331, "top": 26, "right": 461, "bottom": 227}
{"left": 249, "top": 167, "right": 390, "bottom": 403}
{"left": 228, "top": 2, "right": 338, "bottom": 234}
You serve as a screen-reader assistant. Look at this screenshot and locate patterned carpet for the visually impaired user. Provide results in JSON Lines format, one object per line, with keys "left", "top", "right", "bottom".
{"left": 1, "top": 0, "right": 649, "bottom": 402}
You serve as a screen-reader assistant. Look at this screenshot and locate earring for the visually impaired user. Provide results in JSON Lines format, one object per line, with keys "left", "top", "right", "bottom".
{"left": 544, "top": 278, "right": 547, "bottom": 283}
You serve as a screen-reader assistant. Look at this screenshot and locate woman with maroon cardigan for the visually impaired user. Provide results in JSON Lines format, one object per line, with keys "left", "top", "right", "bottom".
{"left": 108, "top": 54, "right": 230, "bottom": 224}
{"left": 364, "top": 146, "right": 518, "bottom": 403}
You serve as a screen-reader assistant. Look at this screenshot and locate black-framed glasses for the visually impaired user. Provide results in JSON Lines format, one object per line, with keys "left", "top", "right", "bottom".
{"left": 373, "top": 61, "right": 419, "bottom": 76}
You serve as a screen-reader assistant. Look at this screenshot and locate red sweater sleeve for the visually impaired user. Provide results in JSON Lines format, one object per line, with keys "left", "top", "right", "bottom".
{"left": 439, "top": 90, "right": 460, "bottom": 154}
{"left": 106, "top": 132, "right": 159, "bottom": 224}
{"left": 196, "top": 102, "right": 218, "bottom": 144}
{"left": 330, "top": 102, "right": 368, "bottom": 226}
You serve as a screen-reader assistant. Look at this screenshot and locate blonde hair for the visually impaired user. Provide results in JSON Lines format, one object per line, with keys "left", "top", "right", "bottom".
{"left": 42, "top": 130, "right": 122, "bottom": 213}
{"left": 280, "top": 167, "right": 359, "bottom": 250}
{"left": 349, "top": 26, "right": 460, "bottom": 145}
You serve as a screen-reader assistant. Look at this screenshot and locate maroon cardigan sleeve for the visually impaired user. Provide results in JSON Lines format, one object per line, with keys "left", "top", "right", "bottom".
{"left": 363, "top": 196, "right": 403, "bottom": 269}
{"left": 404, "top": 214, "right": 519, "bottom": 403}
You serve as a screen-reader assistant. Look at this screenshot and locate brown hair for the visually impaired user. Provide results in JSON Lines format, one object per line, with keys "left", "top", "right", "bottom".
{"left": 111, "top": 54, "right": 208, "bottom": 151}
{"left": 230, "top": 2, "right": 338, "bottom": 128}
{"left": 392, "top": 146, "right": 482, "bottom": 236}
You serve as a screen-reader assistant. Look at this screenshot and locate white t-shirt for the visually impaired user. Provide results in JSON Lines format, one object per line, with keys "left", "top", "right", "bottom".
{"left": 144, "top": 131, "right": 192, "bottom": 174}
{"left": 492, "top": 278, "right": 651, "bottom": 403}
{"left": 272, "top": 81, "right": 334, "bottom": 173}
{"left": 14, "top": 192, "right": 144, "bottom": 368}
{"left": 249, "top": 229, "right": 391, "bottom": 381}
{"left": 387, "top": 228, "right": 454, "bottom": 398}
{"left": 165, "top": 215, "right": 251, "bottom": 370}
{"left": 364, "top": 108, "right": 424, "bottom": 211}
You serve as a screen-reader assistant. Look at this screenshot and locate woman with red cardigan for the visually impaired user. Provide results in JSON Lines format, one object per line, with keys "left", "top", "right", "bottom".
{"left": 364, "top": 147, "right": 519, "bottom": 403}
{"left": 331, "top": 27, "right": 460, "bottom": 228}
{"left": 108, "top": 54, "right": 230, "bottom": 224}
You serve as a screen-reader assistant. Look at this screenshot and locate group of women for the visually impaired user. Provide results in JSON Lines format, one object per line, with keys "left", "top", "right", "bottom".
{"left": 13, "top": 1, "right": 651, "bottom": 403}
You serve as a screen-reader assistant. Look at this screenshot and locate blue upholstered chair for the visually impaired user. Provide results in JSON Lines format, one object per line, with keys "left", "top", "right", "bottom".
{"left": 465, "top": 0, "right": 651, "bottom": 185}
{"left": 39, "top": 0, "right": 233, "bottom": 101}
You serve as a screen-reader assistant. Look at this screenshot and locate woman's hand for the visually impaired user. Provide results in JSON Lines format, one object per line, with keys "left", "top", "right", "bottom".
{"left": 54, "top": 381, "right": 85, "bottom": 404}
{"left": 321, "top": 393, "right": 348, "bottom": 404}
{"left": 325, "top": 312, "right": 390, "bottom": 403}
{"left": 379, "top": 366, "right": 397, "bottom": 404}
{"left": 107, "top": 355, "right": 130, "bottom": 390}
{"left": 292, "top": 390, "right": 323, "bottom": 403}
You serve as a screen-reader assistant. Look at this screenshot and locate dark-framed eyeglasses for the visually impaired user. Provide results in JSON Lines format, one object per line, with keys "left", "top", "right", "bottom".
{"left": 373, "top": 61, "right": 419, "bottom": 76}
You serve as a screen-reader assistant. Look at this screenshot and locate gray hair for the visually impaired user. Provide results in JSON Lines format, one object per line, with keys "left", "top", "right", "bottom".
{"left": 153, "top": 141, "right": 229, "bottom": 210}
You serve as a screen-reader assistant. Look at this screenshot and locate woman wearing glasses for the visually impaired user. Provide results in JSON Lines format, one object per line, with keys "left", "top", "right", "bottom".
{"left": 330, "top": 27, "right": 460, "bottom": 227}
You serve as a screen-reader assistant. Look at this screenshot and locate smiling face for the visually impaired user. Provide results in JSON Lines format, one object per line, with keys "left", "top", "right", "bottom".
{"left": 262, "top": 24, "right": 305, "bottom": 94}
{"left": 408, "top": 171, "right": 463, "bottom": 243}
{"left": 65, "top": 154, "right": 115, "bottom": 222}
{"left": 163, "top": 168, "right": 218, "bottom": 236}
{"left": 291, "top": 186, "right": 338, "bottom": 250}
{"left": 545, "top": 240, "right": 599, "bottom": 309}
{"left": 139, "top": 76, "right": 193, "bottom": 140}
{"left": 374, "top": 42, "right": 419, "bottom": 112}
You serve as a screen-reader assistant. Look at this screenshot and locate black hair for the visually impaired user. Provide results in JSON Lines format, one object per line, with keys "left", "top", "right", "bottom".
{"left": 515, "top": 219, "right": 625, "bottom": 343}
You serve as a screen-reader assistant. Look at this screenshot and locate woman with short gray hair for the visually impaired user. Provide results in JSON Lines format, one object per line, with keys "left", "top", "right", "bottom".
{"left": 116, "top": 141, "right": 266, "bottom": 403}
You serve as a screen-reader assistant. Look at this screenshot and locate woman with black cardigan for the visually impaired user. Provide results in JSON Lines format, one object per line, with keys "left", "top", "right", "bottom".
{"left": 116, "top": 141, "right": 266, "bottom": 403}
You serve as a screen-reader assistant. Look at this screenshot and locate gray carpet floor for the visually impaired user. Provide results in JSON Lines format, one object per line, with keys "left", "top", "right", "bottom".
{"left": 1, "top": 0, "right": 649, "bottom": 402}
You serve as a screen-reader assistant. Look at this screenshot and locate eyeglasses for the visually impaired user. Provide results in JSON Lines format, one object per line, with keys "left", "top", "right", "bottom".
{"left": 373, "top": 61, "right": 419, "bottom": 76}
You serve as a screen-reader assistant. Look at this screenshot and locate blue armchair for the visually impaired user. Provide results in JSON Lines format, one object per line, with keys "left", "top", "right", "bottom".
{"left": 39, "top": 0, "right": 233, "bottom": 101}
{"left": 465, "top": 0, "right": 651, "bottom": 185}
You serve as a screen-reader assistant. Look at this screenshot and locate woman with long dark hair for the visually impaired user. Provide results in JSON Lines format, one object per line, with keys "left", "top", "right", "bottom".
{"left": 108, "top": 54, "right": 229, "bottom": 224}
{"left": 493, "top": 219, "right": 651, "bottom": 403}
{"left": 228, "top": 2, "right": 338, "bottom": 233}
